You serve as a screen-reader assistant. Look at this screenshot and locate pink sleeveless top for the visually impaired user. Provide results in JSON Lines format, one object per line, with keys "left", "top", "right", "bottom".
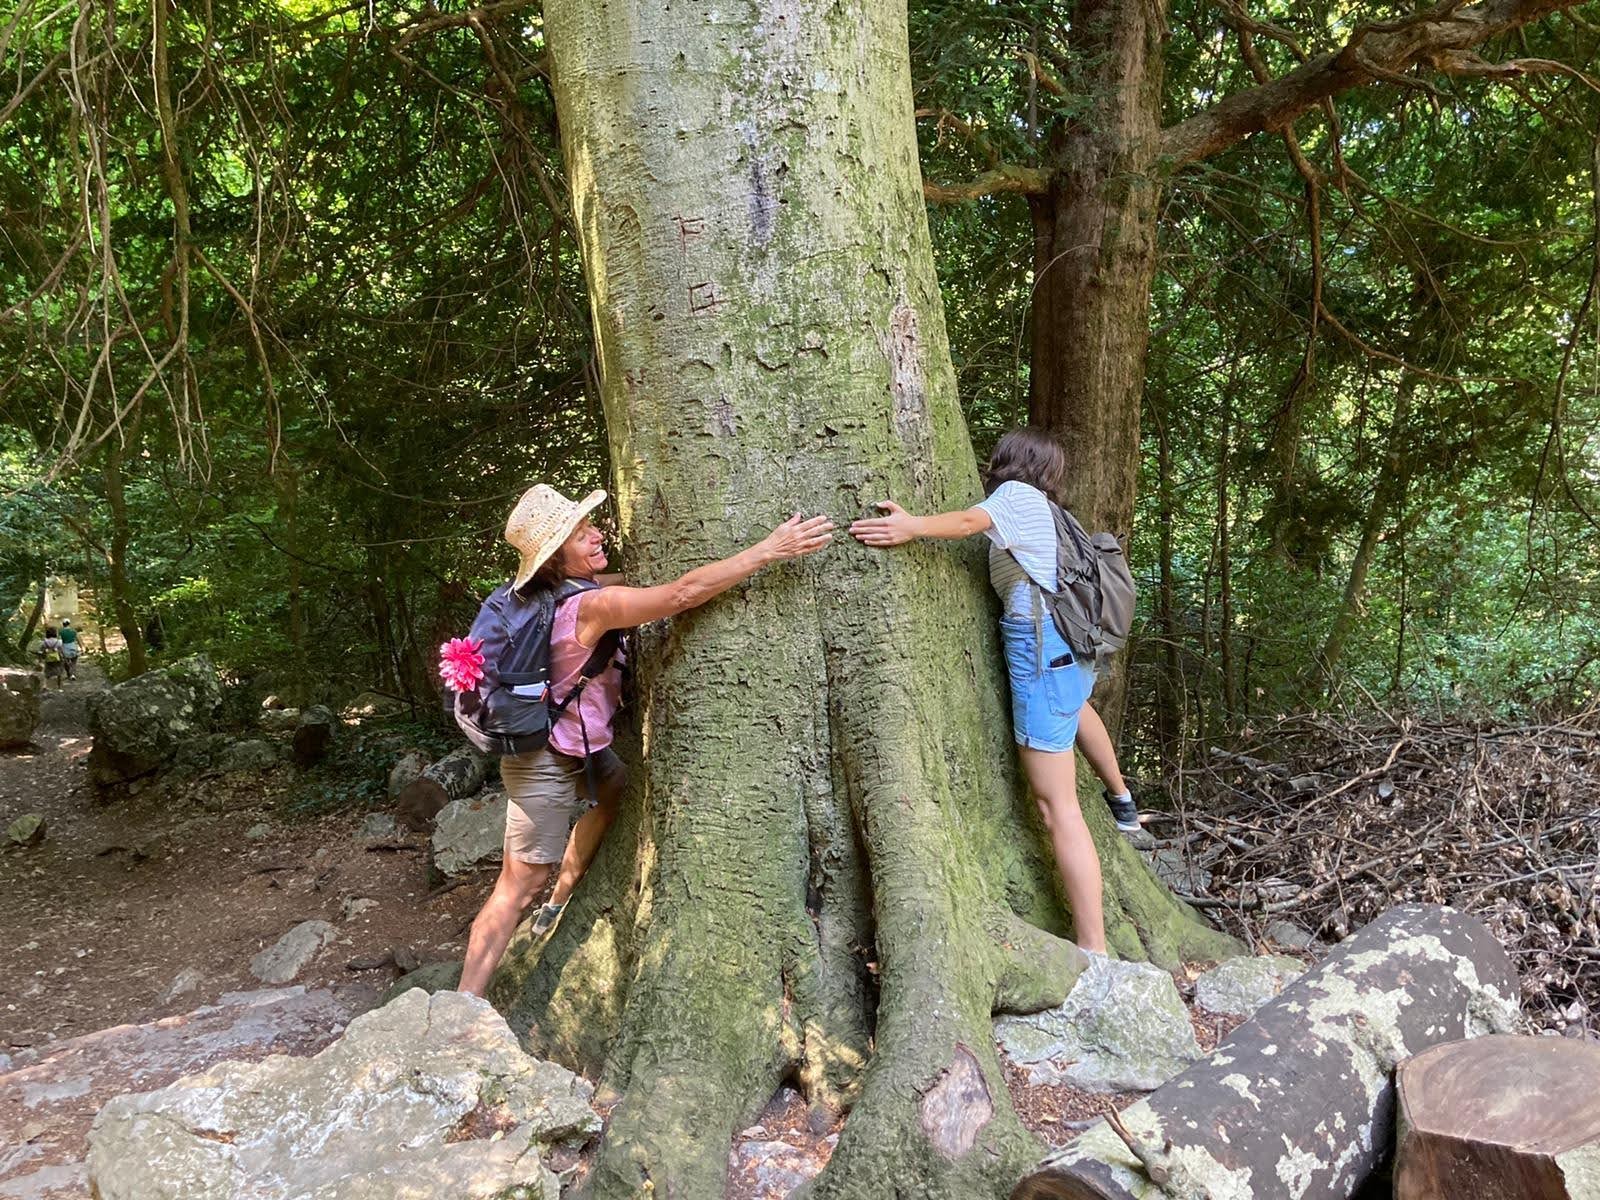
{"left": 548, "top": 589, "right": 624, "bottom": 757}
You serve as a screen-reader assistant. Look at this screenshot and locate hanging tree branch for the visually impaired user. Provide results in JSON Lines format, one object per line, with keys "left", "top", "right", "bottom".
{"left": 1161, "top": 0, "right": 1590, "bottom": 168}
{"left": 923, "top": 163, "right": 1048, "bottom": 203}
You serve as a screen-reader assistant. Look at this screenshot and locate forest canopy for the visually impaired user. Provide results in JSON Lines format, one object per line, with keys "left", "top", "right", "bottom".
{"left": 4, "top": 0, "right": 1600, "bottom": 773}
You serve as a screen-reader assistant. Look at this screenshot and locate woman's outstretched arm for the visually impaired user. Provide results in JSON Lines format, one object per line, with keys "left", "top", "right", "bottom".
{"left": 577, "top": 513, "right": 833, "bottom": 644}
{"left": 849, "top": 500, "right": 991, "bottom": 547}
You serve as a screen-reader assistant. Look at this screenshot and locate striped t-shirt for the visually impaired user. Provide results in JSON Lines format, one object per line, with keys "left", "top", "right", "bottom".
{"left": 976, "top": 480, "right": 1058, "bottom": 618}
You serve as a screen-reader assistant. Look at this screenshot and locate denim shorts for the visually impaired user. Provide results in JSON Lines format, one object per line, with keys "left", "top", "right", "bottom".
{"left": 1000, "top": 615, "right": 1095, "bottom": 753}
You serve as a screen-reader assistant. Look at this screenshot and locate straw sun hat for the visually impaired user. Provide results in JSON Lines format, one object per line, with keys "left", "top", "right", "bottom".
{"left": 505, "top": 483, "right": 607, "bottom": 589}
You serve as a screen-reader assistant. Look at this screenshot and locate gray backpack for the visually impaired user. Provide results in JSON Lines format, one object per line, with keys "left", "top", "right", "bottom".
{"left": 1038, "top": 502, "right": 1136, "bottom": 668}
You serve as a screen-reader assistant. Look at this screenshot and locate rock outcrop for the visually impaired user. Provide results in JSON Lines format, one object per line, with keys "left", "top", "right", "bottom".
{"left": 995, "top": 957, "right": 1203, "bottom": 1093}
{"left": 430, "top": 788, "right": 509, "bottom": 877}
{"left": 249, "top": 920, "right": 337, "bottom": 985}
{"left": 0, "top": 986, "right": 366, "bottom": 1200}
{"left": 1193, "top": 953, "right": 1306, "bottom": 1017}
{"left": 87, "top": 656, "right": 221, "bottom": 787}
{"left": 1014, "top": 905, "right": 1522, "bottom": 1200}
{"left": 86, "top": 989, "right": 600, "bottom": 1200}
{"left": 0, "top": 667, "right": 41, "bottom": 747}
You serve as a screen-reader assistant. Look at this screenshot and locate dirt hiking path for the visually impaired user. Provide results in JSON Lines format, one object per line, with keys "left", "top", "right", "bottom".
{"left": 0, "top": 662, "right": 494, "bottom": 1197}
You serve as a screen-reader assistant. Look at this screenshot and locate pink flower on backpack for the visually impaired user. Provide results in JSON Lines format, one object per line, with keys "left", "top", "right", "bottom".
{"left": 439, "top": 637, "right": 486, "bottom": 693}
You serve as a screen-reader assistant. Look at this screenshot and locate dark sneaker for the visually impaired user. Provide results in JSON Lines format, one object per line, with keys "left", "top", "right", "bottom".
{"left": 1106, "top": 792, "right": 1141, "bottom": 834}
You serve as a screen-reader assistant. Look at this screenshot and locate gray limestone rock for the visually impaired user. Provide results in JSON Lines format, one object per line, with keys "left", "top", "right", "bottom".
{"left": 727, "top": 1138, "right": 833, "bottom": 1197}
{"left": 161, "top": 968, "right": 205, "bottom": 1004}
{"left": 216, "top": 739, "right": 280, "bottom": 774}
{"left": 356, "top": 812, "right": 400, "bottom": 842}
{"left": 345, "top": 691, "right": 405, "bottom": 719}
{"left": 6, "top": 813, "right": 46, "bottom": 846}
{"left": 1150, "top": 846, "right": 1212, "bottom": 897}
{"left": 429, "top": 789, "right": 508, "bottom": 877}
{"left": 86, "top": 989, "right": 597, "bottom": 1200}
{"left": 87, "top": 656, "right": 222, "bottom": 787}
{"left": 257, "top": 706, "right": 301, "bottom": 734}
{"left": 0, "top": 986, "right": 368, "bottom": 1200}
{"left": 995, "top": 956, "right": 1202, "bottom": 1093}
{"left": 382, "top": 960, "right": 464, "bottom": 1004}
{"left": 386, "top": 749, "right": 431, "bottom": 799}
{"left": 1266, "top": 918, "right": 1317, "bottom": 951}
{"left": 341, "top": 897, "right": 378, "bottom": 922}
{"left": 0, "top": 667, "right": 42, "bottom": 747}
{"left": 249, "top": 920, "right": 336, "bottom": 985}
{"left": 1194, "top": 954, "right": 1307, "bottom": 1017}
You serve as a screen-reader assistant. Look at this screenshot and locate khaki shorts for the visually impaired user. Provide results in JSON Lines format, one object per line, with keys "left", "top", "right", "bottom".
{"left": 501, "top": 746, "right": 624, "bottom": 865}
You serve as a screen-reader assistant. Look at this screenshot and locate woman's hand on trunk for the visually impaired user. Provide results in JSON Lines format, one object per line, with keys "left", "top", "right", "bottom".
{"left": 850, "top": 501, "right": 917, "bottom": 546}
{"left": 758, "top": 513, "right": 835, "bottom": 562}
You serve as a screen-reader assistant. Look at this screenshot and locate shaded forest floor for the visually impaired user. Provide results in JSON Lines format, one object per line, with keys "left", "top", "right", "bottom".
{"left": 1171, "top": 708, "right": 1600, "bottom": 1035}
{"left": 1, "top": 666, "right": 1594, "bottom": 1197}
{"left": 0, "top": 662, "right": 490, "bottom": 1048}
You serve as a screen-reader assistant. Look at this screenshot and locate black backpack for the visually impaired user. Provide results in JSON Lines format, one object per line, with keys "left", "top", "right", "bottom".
{"left": 1038, "top": 502, "right": 1137, "bottom": 669}
{"left": 452, "top": 579, "right": 620, "bottom": 758}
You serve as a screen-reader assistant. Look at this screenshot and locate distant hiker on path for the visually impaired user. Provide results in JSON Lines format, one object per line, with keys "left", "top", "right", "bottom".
{"left": 59, "top": 619, "right": 80, "bottom": 681}
{"left": 456, "top": 484, "right": 833, "bottom": 998}
{"left": 851, "top": 426, "right": 1138, "bottom": 956}
{"left": 35, "top": 626, "right": 67, "bottom": 690}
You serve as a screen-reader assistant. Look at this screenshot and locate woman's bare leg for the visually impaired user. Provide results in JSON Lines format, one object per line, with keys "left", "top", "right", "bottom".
{"left": 460, "top": 854, "right": 552, "bottom": 996}
{"left": 1018, "top": 744, "right": 1106, "bottom": 953}
{"left": 549, "top": 771, "right": 622, "bottom": 907}
{"left": 1075, "top": 702, "right": 1126, "bottom": 795}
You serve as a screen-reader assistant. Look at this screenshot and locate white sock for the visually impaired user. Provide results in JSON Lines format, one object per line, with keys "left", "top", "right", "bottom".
{"left": 1112, "top": 790, "right": 1132, "bottom": 804}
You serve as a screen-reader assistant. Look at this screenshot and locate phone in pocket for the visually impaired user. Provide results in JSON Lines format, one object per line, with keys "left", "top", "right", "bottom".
{"left": 1048, "top": 653, "right": 1074, "bottom": 669}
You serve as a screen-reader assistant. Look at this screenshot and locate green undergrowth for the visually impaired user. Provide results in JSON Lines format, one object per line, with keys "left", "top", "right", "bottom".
{"left": 281, "top": 716, "right": 457, "bottom": 818}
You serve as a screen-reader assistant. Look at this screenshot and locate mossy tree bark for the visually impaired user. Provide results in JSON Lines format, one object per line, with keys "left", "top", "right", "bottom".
{"left": 490, "top": 3, "right": 1238, "bottom": 1196}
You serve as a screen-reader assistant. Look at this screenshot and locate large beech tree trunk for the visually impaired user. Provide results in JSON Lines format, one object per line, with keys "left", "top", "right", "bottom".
{"left": 487, "top": 2, "right": 1238, "bottom": 1197}
{"left": 1013, "top": 905, "right": 1521, "bottom": 1200}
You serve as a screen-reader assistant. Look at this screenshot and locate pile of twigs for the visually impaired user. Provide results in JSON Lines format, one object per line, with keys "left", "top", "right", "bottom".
{"left": 1164, "top": 708, "right": 1600, "bottom": 1034}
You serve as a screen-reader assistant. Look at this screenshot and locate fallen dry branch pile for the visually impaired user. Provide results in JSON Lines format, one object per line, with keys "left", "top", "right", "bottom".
{"left": 1169, "top": 708, "right": 1600, "bottom": 1033}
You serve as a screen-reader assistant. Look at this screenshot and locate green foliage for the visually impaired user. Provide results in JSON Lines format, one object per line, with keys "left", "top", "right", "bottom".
{"left": 5, "top": 0, "right": 1600, "bottom": 753}
{"left": 2, "top": 0, "right": 603, "bottom": 702}
{"left": 286, "top": 719, "right": 457, "bottom": 817}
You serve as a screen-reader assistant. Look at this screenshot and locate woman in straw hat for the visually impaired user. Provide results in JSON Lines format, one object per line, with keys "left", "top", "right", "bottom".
{"left": 460, "top": 484, "right": 833, "bottom": 997}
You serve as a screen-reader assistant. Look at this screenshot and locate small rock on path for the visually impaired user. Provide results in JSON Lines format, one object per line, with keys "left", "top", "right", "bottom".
{"left": 249, "top": 920, "right": 337, "bottom": 985}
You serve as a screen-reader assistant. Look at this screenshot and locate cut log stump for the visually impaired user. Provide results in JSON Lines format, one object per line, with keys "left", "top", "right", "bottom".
{"left": 1012, "top": 904, "right": 1521, "bottom": 1200}
{"left": 1395, "top": 1034, "right": 1600, "bottom": 1199}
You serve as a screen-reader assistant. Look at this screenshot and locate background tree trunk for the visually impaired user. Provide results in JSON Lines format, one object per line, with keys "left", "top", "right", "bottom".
{"left": 1026, "top": 0, "right": 1168, "bottom": 737}
{"left": 14, "top": 576, "right": 46, "bottom": 661}
{"left": 1315, "top": 378, "right": 1415, "bottom": 689}
{"left": 489, "top": 2, "right": 1238, "bottom": 1197}
{"left": 1153, "top": 408, "right": 1180, "bottom": 777}
{"left": 102, "top": 435, "right": 147, "bottom": 678}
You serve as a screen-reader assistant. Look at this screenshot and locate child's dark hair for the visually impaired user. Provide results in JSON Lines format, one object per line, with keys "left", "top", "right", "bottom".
{"left": 44, "top": 626, "right": 56, "bottom": 638}
{"left": 984, "top": 427, "right": 1066, "bottom": 503}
